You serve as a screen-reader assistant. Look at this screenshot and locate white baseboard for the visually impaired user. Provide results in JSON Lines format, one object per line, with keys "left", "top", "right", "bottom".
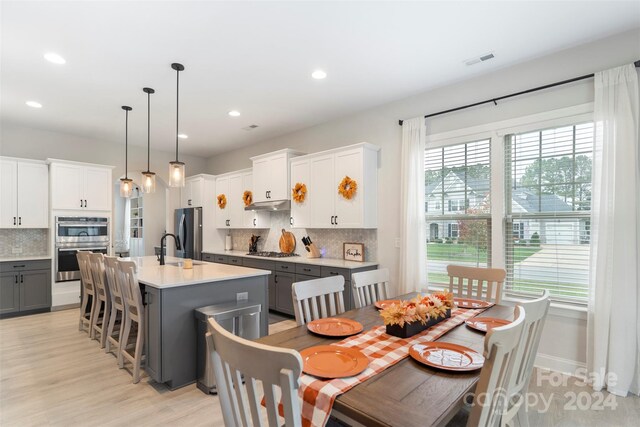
{"left": 535, "top": 353, "right": 586, "bottom": 376}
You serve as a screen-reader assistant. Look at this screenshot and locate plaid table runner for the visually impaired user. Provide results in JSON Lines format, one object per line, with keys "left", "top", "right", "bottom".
{"left": 298, "top": 307, "right": 484, "bottom": 427}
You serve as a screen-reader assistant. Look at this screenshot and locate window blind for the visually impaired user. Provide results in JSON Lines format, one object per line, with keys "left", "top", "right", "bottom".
{"left": 505, "top": 123, "right": 593, "bottom": 303}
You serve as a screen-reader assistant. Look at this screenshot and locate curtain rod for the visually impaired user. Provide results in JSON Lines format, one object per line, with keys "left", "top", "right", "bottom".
{"left": 398, "top": 59, "right": 640, "bottom": 126}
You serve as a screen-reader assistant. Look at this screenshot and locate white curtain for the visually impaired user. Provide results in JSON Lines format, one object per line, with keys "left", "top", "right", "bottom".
{"left": 399, "top": 117, "right": 427, "bottom": 295}
{"left": 587, "top": 64, "right": 639, "bottom": 397}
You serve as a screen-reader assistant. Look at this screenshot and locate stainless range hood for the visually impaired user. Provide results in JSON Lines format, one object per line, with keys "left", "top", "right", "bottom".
{"left": 244, "top": 199, "right": 291, "bottom": 212}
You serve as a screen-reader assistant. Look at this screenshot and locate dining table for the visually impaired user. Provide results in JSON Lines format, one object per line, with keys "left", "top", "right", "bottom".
{"left": 256, "top": 292, "right": 514, "bottom": 427}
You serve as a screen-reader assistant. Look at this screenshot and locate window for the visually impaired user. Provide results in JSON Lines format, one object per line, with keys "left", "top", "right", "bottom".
{"left": 425, "top": 139, "right": 491, "bottom": 286}
{"left": 505, "top": 123, "right": 593, "bottom": 303}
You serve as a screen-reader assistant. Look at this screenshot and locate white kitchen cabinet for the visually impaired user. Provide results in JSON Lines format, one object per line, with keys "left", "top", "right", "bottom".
{"left": 0, "top": 158, "right": 48, "bottom": 228}
{"left": 49, "top": 160, "right": 112, "bottom": 211}
{"left": 216, "top": 170, "right": 269, "bottom": 229}
{"left": 181, "top": 175, "right": 205, "bottom": 208}
{"left": 293, "top": 143, "right": 379, "bottom": 229}
{"left": 251, "top": 149, "right": 304, "bottom": 203}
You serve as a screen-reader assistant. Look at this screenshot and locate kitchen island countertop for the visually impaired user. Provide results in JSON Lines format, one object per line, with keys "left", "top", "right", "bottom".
{"left": 125, "top": 256, "right": 271, "bottom": 289}
{"left": 203, "top": 250, "right": 378, "bottom": 269}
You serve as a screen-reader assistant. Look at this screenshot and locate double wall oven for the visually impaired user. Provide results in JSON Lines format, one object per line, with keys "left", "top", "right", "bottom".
{"left": 55, "top": 216, "right": 109, "bottom": 282}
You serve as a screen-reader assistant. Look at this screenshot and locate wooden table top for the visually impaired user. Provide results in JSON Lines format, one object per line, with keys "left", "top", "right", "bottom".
{"left": 257, "top": 295, "right": 514, "bottom": 427}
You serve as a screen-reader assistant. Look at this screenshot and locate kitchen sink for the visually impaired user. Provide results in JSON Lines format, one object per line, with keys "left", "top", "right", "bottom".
{"left": 164, "top": 261, "right": 206, "bottom": 267}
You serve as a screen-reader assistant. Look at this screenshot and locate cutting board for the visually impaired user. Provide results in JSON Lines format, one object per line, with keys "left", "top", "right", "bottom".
{"left": 279, "top": 229, "right": 296, "bottom": 254}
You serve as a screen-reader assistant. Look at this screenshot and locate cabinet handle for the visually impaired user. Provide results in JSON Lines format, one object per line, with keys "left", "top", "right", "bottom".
{"left": 84, "top": 200, "right": 87, "bottom": 208}
{"left": 13, "top": 217, "right": 16, "bottom": 225}
{"left": 265, "top": 191, "right": 268, "bottom": 199}
{"left": 330, "top": 216, "right": 335, "bottom": 225}
{"left": 281, "top": 265, "right": 288, "bottom": 269}
{"left": 303, "top": 268, "right": 311, "bottom": 272}
{"left": 18, "top": 217, "right": 21, "bottom": 226}
{"left": 335, "top": 216, "right": 338, "bottom": 225}
{"left": 13, "top": 265, "right": 25, "bottom": 268}
{"left": 80, "top": 199, "right": 83, "bottom": 208}
{"left": 290, "top": 217, "right": 293, "bottom": 226}
{"left": 253, "top": 218, "right": 256, "bottom": 226}
{"left": 15, "top": 275, "right": 18, "bottom": 284}
{"left": 20, "top": 274, "right": 23, "bottom": 283}
{"left": 274, "top": 274, "right": 278, "bottom": 283}
{"left": 329, "top": 272, "right": 339, "bottom": 275}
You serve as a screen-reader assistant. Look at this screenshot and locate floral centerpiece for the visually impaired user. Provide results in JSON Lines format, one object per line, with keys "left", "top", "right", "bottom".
{"left": 380, "top": 292, "right": 454, "bottom": 338}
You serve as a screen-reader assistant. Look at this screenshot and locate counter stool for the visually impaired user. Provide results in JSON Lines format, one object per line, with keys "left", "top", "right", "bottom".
{"left": 104, "top": 256, "right": 125, "bottom": 357}
{"left": 77, "top": 251, "right": 95, "bottom": 334}
{"left": 117, "top": 260, "right": 145, "bottom": 383}
{"left": 89, "top": 253, "right": 110, "bottom": 347}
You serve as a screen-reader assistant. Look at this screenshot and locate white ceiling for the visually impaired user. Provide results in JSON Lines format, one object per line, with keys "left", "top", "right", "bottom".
{"left": 2, "top": 1, "right": 639, "bottom": 157}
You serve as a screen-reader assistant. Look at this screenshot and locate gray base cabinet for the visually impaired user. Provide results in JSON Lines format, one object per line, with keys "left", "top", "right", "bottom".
{"left": 0, "top": 260, "right": 51, "bottom": 316}
{"left": 274, "top": 271, "right": 295, "bottom": 315}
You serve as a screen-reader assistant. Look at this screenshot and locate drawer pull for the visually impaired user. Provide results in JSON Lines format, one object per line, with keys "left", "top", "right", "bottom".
{"left": 13, "top": 265, "right": 25, "bottom": 268}
{"left": 303, "top": 268, "right": 311, "bottom": 272}
{"left": 329, "top": 272, "right": 339, "bottom": 275}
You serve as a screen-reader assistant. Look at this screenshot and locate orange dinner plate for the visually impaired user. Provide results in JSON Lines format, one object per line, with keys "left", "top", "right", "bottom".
{"left": 300, "top": 345, "right": 369, "bottom": 378}
{"left": 374, "top": 299, "right": 401, "bottom": 310}
{"left": 454, "top": 298, "right": 494, "bottom": 309}
{"left": 307, "top": 318, "right": 364, "bottom": 337}
{"left": 409, "top": 342, "right": 484, "bottom": 371}
{"left": 465, "top": 317, "right": 511, "bottom": 333}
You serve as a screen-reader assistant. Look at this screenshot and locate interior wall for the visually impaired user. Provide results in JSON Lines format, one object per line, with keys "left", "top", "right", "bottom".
{"left": 204, "top": 29, "right": 640, "bottom": 370}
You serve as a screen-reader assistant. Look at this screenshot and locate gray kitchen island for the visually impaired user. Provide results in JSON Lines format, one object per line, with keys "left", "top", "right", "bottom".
{"left": 130, "top": 256, "right": 270, "bottom": 390}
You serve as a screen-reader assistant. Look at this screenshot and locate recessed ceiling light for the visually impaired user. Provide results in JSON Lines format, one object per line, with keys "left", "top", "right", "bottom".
{"left": 26, "top": 101, "right": 43, "bottom": 108}
{"left": 44, "top": 52, "right": 66, "bottom": 64}
{"left": 178, "top": 134, "right": 188, "bottom": 139}
{"left": 228, "top": 110, "right": 241, "bottom": 117}
{"left": 311, "top": 70, "right": 327, "bottom": 80}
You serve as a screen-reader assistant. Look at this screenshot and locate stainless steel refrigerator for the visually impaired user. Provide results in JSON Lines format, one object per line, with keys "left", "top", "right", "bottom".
{"left": 175, "top": 207, "right": 202, "bottom": 260}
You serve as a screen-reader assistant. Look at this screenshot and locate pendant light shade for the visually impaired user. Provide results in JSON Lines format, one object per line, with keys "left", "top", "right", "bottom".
{"left": 169, "top": 62, "right": 186, "bottom": 187}
{"left": 120, "top": 105, "right": 133, "bottom": 198}
{"left": 141, "top": 87, "right": 156, "bottom": 194}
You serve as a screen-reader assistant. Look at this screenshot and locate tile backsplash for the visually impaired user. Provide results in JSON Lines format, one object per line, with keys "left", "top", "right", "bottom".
{"left": 0, "top": 229, "right": 49, "bottom": 257}
{"left": 227, "top": 212, "right": 377, "bottom": 261}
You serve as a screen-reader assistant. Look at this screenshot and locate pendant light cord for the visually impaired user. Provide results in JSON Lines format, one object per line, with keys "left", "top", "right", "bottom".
{"left": 147, "top": 91, "right": 151, "bottom": 171}
{"left": 125, "top": 108, "right": 129, "bottom": 179}
{"left": 175, "top": 67, "right": 180, "bottom": 162}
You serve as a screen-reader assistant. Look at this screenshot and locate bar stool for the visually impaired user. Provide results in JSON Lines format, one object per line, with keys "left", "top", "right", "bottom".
{"left": 104, "top": 256, "right": 125, "bottom": 357}
{"left": 76, "top": 251, "right": 95, "bottom": 334}
{"left": 89, "top": 253, "right": 111, "bottom": 347}
{"left": 117, "top": 260, "right": 145, "bottom": 383}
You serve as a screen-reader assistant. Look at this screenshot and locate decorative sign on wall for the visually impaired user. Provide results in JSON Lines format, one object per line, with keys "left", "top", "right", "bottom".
{"left": 343, "top": 242, "right": 365, "bottom": 262}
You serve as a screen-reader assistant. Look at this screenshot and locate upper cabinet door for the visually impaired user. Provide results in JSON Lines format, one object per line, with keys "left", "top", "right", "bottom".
{"left": 290, "top": 159, "right": 310, "bottom": 228}
{"left": 334, "top": 148, "right": 364, "bottom": 228}
{"left": 310, "top": 154, "right": 335, "bottom": 228}
{"left": 84, "top": 167, "right": 111, "bottom": 211}
{"left": 189, "top": 178, "right": 204, "bottom": 207}
{"left": 267, "top": 154, "right": 288, "bottom": 200}
{"left": 16, "top": 162, "right": 48, "bottom": 228}
{"left": 228, "top": 174, "right": 243, "bottom": 228}
{"left": 252, "top": 158, "right": 270, "bottom": 203}
{"left": 215, "top": 176, "right": 230, "bottom": 228}
{"left": 242, "top": 173, "right": 255, "bottom": 228}
{"left": 50, "top": 163, "right": 85, "bottom": 210}
{"left": 0, "top": 159, "right": 18, "bottom": 228}
{"left": 180, "top": 180, "right": 192, "bottom": 207}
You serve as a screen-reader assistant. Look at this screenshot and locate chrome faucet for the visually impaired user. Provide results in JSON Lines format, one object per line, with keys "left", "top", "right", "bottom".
{"left": 159, "top": 233, "right": 182, "bottom": 265}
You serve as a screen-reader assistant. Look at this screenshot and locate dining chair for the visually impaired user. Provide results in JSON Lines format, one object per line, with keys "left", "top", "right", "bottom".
{"left": 501, "top": 290, "right": 550, "bottom": 427}
{"left": 352, "top": 268, "right": 390, "bottom": 309}
{"left": 117, "top": 260, "right": 145, "bottom": 383}
{"left": 206, "top": 317, "right": 303, "bottom": 427}
{"left": 447, "top": 265, "right": 506, "bottom": 303}
{"left": 76, "top": 251, "right": 95, "bottom": 334}
{"left": 88, "top": 253, "right": 111, "bottom": 348}
{"left": 467, "top": 305, "right": 526, "bottom": 427}
{"left": 104, "top": 256, "right": 125, "bottom": 357}
{"left": 292, "top": 275, "right": 345, "bottom": 326}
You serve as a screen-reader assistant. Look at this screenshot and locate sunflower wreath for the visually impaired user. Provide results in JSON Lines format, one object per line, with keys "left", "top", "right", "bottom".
{"left": 242, "top": 190, "right": 253, "bottom": 207}
{"left": 292, "top": 182, "right": 307, "bottom": 204}
{"left": 338, "top": 176, "right": 358, "bottom": 200}
{"left": 217, "top": 194, "right": 227, "bottom": 209}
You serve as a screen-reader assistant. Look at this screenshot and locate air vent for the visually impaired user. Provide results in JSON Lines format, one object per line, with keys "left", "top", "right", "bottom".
{"left": 464, "top": 52, "right": 495, "bottom": 66}
{"left": 242, "top": 124, "right": 259, "bottom": 131}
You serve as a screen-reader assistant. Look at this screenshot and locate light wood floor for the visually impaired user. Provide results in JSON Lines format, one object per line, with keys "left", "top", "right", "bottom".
{"left": 1, "top": 309, "right": 638, "bottom": 426}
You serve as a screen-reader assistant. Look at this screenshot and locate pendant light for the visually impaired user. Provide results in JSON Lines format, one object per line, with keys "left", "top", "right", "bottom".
{"left": 169, "top": 62, "right": 185, "bottom": 187}
{"left": 119, "top": 105, "right": 133, "bottom": 198}
{"left": 141, "top": 87, "right": 156, "bottom": 193}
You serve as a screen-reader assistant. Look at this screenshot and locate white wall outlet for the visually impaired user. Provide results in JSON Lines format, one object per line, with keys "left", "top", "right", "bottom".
{"left": 236, "top": 292, "right": 248, "bottom": 301}
{"left": 394, "top": 238, "right": 401, "bottom": 248}
{"left": 12, "top": 247, "right": 22, "bottom": 254}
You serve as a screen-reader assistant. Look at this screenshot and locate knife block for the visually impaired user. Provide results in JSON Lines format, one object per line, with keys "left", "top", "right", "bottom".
{"left": 307, "top": 243, "right": 321, "bottom": 258}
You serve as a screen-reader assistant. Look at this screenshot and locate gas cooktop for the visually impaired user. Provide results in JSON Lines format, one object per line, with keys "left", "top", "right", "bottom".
{"left": 247, "top": 251, "right": 299, "bottom": 258}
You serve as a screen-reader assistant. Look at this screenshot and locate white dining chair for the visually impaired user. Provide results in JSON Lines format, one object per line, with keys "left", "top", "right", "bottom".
{"left": 352, "top": 268, "right": 390, "bottom": 309}
{"left": 117, "top": 260, "right": 145, "bottom": 383}
{"left": 88, "top": 253, "right": 111, "bottom": 348}
{"left": 447, "top": 265, "right": 506, "bottom": 303}
{"left": 76, "top": 251, "right": 95, "bottom": 334}
{"left": 292, "top": 275, "right": 345, "bottom": 326}
{"left": 501, "top": 290, "right": 550, "bottom": 427}
{"left": 206, "top": 317, "right": 303, "bottom": 427}
{"left": 467, "top": 305, "right": 526, "bottom": 427}
{"left": 104, "top": 256, "right": 125, "bottom": 357}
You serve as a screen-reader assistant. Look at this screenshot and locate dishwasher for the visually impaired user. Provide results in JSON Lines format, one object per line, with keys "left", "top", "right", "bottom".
{"left": 194, "top": 301, "right": 262, "bottom": 394}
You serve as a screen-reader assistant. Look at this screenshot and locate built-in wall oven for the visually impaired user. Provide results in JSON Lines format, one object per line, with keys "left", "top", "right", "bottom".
{"left": 55, "top": 217, "right": 109, "bottom": 282}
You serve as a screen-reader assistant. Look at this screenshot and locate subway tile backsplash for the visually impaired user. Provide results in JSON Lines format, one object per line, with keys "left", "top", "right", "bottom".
{"left": 0, "top": 229, "right": 49, "bottom": 257}
{"left": 227, "top": 212, "right": 377, "bottom": 261}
